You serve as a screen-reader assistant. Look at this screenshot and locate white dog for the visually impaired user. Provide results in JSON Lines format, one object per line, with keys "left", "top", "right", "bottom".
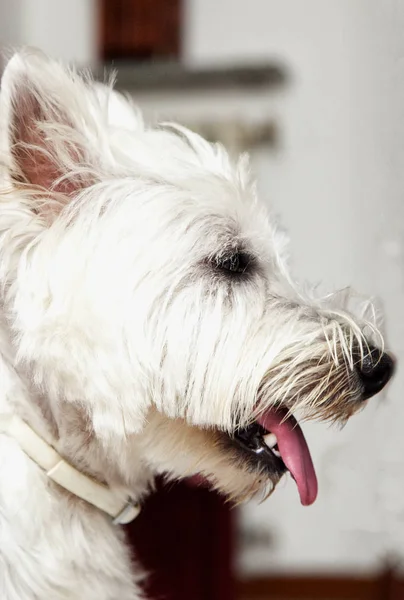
{"left": 0, "top": 50, "right": 394, "bottom": 599}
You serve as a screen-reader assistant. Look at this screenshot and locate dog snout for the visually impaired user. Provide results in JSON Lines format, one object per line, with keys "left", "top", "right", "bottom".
{"left": 355, "top": 345, "right": 395, "bottom": 400}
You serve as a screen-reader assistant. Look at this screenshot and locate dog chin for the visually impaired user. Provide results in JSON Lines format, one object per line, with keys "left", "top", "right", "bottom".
{"left": 146, "top": 408, "right": 316, "bottom": 507}
{"left": 188, "top": 413, "right": 316, "bottom": 506}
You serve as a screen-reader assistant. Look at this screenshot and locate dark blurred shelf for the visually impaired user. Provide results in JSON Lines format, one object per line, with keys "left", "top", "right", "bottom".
{"left": 92, "top": 61, "right": 287, "bottom": 93}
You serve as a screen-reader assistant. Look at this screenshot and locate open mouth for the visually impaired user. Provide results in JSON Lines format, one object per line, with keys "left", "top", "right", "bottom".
{"left": 233, "top": 408, "right": 318, "bottom": 506}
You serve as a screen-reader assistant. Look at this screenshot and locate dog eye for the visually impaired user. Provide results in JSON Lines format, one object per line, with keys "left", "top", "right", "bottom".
{"left": 216, "top": 252, "right": 250, "bottom": 274}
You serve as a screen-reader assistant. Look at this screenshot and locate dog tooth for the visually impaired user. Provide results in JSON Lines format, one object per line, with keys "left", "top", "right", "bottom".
{"left": 263, "top": 433, "right": 277, "bottom": 449}
{"left": 272, "top": 448, "right": 281, "bottom": 458}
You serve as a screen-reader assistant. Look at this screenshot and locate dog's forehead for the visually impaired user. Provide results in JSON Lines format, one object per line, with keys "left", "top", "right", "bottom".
{"left": 113, "top": 126, "right": 259, "bottom": 212}
{"left": 146, "top": 149, "right": 273, "bottom": 254}
{"left": 102, "top": 92, "right": 280, "bottom": 257}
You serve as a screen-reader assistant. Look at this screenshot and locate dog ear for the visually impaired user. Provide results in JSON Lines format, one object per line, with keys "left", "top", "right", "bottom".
{"left": 0, "top": 49, "right": 97, "bottom": 219}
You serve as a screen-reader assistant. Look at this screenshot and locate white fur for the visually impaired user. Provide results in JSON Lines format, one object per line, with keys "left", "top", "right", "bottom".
{"left": 0, "top": 49, "right": 385, "bottom": 599}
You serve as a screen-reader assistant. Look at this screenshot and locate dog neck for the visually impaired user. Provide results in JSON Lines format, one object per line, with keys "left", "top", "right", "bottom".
{"left": 0, "top": 320, "right": 144, "bottom": 598}
{"left": 0, "top": 323, "right": 153, "bottom": 517}
{"left": 0, "top": 413, "right": 141, "bottom": 524}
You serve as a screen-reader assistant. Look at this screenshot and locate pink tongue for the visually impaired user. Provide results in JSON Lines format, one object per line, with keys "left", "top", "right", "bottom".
{"left": 257, "top": 409, "right": 318, "bottom": 506}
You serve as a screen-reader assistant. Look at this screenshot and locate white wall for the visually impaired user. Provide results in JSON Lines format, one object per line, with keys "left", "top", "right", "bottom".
{"left": 183, "top": 0, "right": 404, "bottom": 576}
{"left": 0, "top": 0, "right": 97, "bottom": 65}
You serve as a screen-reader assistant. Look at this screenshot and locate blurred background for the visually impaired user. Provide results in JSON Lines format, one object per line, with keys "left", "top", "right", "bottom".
{"left": 1, "top": 1, "right": 403, "bottom": 599}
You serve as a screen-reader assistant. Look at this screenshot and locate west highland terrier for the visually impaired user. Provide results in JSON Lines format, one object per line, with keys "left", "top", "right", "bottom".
{"left": 0, "top": 50, "right": 394, "bottom": 599}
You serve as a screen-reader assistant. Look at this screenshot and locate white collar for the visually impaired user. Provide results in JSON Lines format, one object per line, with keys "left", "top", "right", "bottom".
{"left": 0, "top": 414, "right": 140, "bottom": 525}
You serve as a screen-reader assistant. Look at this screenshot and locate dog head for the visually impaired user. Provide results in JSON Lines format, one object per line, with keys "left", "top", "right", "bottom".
{"left": 0, "top": 50, "right": 394, "bottom": 506}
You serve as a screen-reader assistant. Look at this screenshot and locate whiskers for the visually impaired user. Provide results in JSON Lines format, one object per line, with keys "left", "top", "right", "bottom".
{"left": 322, "top": 311, "right": 384, "bottom": 370}
{"left": 256, "top": 311, "right": 384, "bottom": 425}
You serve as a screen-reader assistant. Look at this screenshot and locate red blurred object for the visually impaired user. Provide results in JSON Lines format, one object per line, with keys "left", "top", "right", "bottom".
{"left": 125, "top": 478, "right": 234, "bottom": 600}
{"left": 100, "top": 0, "right": 182, "bottom": 61}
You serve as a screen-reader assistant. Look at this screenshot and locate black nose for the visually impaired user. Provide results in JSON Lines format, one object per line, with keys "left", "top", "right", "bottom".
{"left": 357, "top": 345, "right": 395, "bottom": 400}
